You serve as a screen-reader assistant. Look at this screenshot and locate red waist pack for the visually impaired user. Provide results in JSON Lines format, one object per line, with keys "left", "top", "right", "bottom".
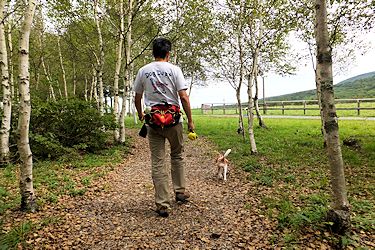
{"left": 145, "top": 104, "right": 181, "bottom": 128}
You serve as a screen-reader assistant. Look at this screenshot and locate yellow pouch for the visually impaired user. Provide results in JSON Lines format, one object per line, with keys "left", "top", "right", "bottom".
{"left": 188, "top": 131, "right": 198, "bottom": 140}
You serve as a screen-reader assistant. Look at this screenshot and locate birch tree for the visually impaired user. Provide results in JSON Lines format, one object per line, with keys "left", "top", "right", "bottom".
{"left": 113, "top": 0, "right": 124, "bottom": 141}
{"left": 0, "top": 0, "right": 11, "bottom": 164}
{"left": 94, "top": 0, "right": 105, "bottom": 114}
{"left": 35, "top": 7, "right": 56, "bottom": 101}
{"left": 57, "top": 35, "right": 68, "bottom": 99}
{"left": 6, "top": 5, "right": 14, "bottom": 101}
{"left": 163, "top": 0, "right": 214, "bottom": 94}
{"left": 247, "top": 74, "right": 257, "bottom": 154}
{"left": 211, "top": 1, "right": 249, "bottom": 140}
{"left": 119, "top": 0, "right": 133, "bottom": 143}
{"left": 295, "top": 0, "right": 375, "bottom": 145}
{"left": 17, "top": 0, "right": 38, "bottom": 211}
{"left": 315, "top": 0, "right": 349, "bottom": 233}
{"left": 245, "top": 0, "right": 297, "bottom": 129}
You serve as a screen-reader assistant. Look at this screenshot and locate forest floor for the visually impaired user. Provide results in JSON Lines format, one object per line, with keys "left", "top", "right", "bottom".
{"left": 2, "top": 129, "right": 350, "bottom": 249}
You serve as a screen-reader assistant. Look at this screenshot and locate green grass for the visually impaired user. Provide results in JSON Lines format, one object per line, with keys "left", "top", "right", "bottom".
{"left": 189, "top": 115, "right": 374, "bottom": 247}
{"left": 0, "top": 221, "right": 32, "bottom": 250}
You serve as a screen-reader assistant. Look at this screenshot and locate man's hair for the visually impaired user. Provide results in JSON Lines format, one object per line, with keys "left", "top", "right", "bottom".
{"left": 152, "top": 38, "right": 172, "bottom": 59}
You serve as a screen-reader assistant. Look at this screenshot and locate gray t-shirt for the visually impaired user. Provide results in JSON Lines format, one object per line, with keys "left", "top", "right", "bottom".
{"left": 133, "top": 61, "right": 188, "bottom": 107}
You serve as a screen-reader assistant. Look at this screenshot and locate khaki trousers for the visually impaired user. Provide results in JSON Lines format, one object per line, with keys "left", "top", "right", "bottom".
{"left": 148, "top": 123, "right": 185, "bottom": 209}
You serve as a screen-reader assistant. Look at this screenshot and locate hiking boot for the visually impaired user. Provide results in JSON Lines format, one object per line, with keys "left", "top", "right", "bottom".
{"left": 176, "top": 192, "right": 190, "bottom": 203}
{"left": 156, "top": 206, "right": 169, "bottom": 218}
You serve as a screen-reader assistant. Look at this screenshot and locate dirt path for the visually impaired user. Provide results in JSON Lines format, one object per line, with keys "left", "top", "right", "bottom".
{"left": 17, "top": 130, "right": 278, "bottom": 249}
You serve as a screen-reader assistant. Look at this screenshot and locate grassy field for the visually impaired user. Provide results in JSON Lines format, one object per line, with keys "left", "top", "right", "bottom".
{"left": 190, "top": 116, "right": 374, "bottom": 247}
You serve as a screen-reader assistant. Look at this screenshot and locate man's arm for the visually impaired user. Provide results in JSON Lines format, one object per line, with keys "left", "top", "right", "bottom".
{"left": 135, "top": 93, "right": 144, "bottom": 121}
{"left": 178, "top": 90, "right": 195, "bottom": 131}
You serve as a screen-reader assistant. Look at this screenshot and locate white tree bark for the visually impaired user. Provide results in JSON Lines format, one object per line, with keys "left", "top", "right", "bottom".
{"left": 39, "top": 35, "right": 55, "bottom": 101}
{"left": 5, "top": 10, "right": 14, "bottom": 101}
{"left": 17, "top": 0, "right": 37, "bottom": 211}
{"left": 254, "top": 74, "right": 267, "bottom": 128}
{"left": 84, "top": 75, "right": 88, "bottom": 101}
{"left": 57, "top": 36, "right": 68, "bottom": 99}
{"left": 0, "top": 0, "right": 11, "bottom": 163}
{"left": 94, "top": 0, "right": 104, "bottom": 114}
{"left": 252, "top": 3, "right": 266, "bottom": 129}
{"left": 93, "top": 67, "right": 99, "bottom": 107}
{"left": 315, "top": 0, "right": 350, "bottom": 232}
{"left": 237, "top": 27, "right": 245, "bottom": 140}
{"left": 119, "top": 0, "right": 133, "bottom": 143}
{"left": 113, "top": 0, "right": 124, "bottom": 141}
{"left": 247, "top": 73, "right": 257, "bottom": 154}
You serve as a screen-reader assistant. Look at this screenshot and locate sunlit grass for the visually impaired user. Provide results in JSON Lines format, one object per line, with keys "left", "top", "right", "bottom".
{"left": 191, "top": 115, "right": 375, "bottom": 244}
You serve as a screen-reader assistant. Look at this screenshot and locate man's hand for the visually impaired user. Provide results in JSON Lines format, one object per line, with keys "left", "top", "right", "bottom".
{"left": 187, "top": 121, "right": 195, "bottom": 132}
{"left": 135, "top": 93, "right": 144, "bottom": 121}
{"left": 138, "top": 113, "right": 145, "bottom": 121}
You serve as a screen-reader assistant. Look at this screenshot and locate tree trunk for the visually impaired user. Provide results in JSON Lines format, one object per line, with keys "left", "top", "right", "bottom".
{"left": 253, "top": 5, "right": 266, "bottom": 129}
{"left": 237, "top": 28, "right": 245, "bottom": 140}
{"left": 84, "top": 75, "right": 88, "bottom": 101}
{"left": 236, "top": 88, "right": 245, "bottom": 140}
{"left": 247, "top": 73, "right": 257, "bottom": 154}
{"left": 94, "top": 1, "right": 104, "bottom": 114}
{"left": 113, "top": 0, "right": 124, "bottom": 142}
{"left": 119, "top": 78, "right": 127, "bottom": 143}
{"left": 315, "top": 72, "right": 328, "bottom": 146}
{"left": 72, "top": 61, "right": 76, "bottom": 96}
{"left": 254, "top": 74, "right": 267, "bottom": 128}
{"left": 188, "top": 73, "right": 194, "bottom": 97}
{"left": 40, "top": 41, "right": 55, "bottom": 101}
{"left": 57, "top": 36, "right": 68, "bottom": 99}
{"left": 93, "top": 67, "right": 99, "bottom": 107}
{"left": 17, "top": 0, "right": 37, "bottom": 212}
{"left": 6, "top": 13, "right": 14, "bottom": 101}
{"left": 119, "top": 0, "right": 133, "bottom": 143}
{"left": 0, "top": 0, "right": 11, "bottom": 164}
{"left": 315, "top": 0, "right": 350, "bottom": 234}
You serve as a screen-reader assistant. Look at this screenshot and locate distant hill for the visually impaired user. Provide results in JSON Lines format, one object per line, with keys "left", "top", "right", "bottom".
{"left": 266, "top": 71, "right": 375, "bottom": 101}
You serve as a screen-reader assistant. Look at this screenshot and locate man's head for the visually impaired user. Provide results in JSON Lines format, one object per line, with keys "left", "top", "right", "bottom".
{"left": 152, "top": 38, "right": 172, "bottom": 60}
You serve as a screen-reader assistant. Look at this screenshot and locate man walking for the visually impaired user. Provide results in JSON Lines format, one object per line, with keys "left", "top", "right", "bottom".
{"left": 133, "top": 38, "right": 194, "bottom": 217}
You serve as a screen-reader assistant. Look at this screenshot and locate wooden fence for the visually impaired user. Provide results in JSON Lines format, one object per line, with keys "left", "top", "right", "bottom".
{"left": 200, "top": 98, "right": 375, "bottom": 116}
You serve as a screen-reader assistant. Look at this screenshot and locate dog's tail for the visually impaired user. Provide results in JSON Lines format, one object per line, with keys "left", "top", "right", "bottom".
{"left": 223, "top": 149, "right": 231, "bottom": 158}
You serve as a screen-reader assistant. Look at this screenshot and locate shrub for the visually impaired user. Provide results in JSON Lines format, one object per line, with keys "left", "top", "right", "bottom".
{"left": 29, "top": 99, "right": 117, "bottom": 159}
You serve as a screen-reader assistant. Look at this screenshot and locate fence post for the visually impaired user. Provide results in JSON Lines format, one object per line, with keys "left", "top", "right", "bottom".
{"left": 282, "top": 101, "right": 285, "bottom": 115}
{"left": 263, "top": 101, "right": 267, "bottom": 115}
{"left": 211, "top": 104, "right": 214, "bottom": 114}
{"left": 223, "top": 103, "right": 226, "bottom": 115}
{"left": 303, "top": 100, "right": 306, "bottom": 115}
{"left": 357, "top": 99, "right": 360, "bottom": 116}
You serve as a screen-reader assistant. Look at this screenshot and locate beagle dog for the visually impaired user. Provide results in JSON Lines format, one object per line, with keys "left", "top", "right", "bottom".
{"left": 216, "top": 149, "right": 231, "bottom": 181}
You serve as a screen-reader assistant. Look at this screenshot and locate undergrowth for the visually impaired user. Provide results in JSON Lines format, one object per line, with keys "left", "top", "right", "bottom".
{"left": 0, "top": 141, "right": 131, "bottom": 248}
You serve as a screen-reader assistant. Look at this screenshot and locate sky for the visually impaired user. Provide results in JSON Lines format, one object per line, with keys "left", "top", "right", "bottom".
{"left": 188, "top": 32, "right": 375, "bottom": 109}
